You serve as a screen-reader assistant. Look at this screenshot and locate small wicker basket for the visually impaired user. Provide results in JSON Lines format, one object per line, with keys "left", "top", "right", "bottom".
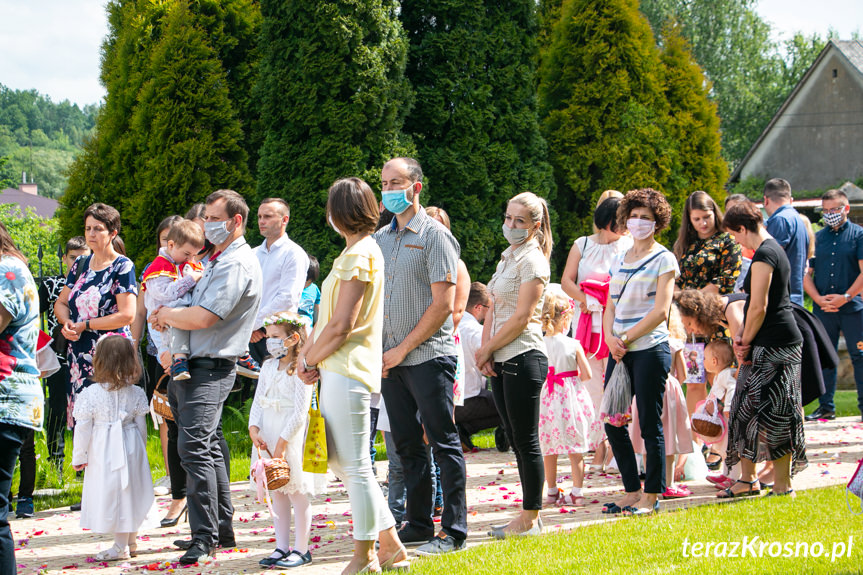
{"left": 258, "top": 448, "right": 291, "bottom": 490}
{"left": 692, "top": 417, "right": 722, "bottom": 438}
{"left": 152, "top": 374, "right": 174, "bottom": 422}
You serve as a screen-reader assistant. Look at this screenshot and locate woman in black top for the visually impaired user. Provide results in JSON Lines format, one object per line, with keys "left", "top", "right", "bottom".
{"left": 719, "top": 202, "right": 805, "bottom": 498}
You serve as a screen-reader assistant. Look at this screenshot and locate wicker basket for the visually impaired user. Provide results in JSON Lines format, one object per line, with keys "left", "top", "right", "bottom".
{"left": 257, "top": 447, "right": 290, "bottom": 490}
{"left": 152, "top": 374, "right": 174, "bottom": 422}
{"left": 692, "top": 417, "right": 722, "bottom": 438}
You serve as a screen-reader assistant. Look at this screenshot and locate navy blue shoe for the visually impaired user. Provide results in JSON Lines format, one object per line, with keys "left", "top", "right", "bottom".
{"left": 15, "top": 497, "right": 34, "bottom": 518}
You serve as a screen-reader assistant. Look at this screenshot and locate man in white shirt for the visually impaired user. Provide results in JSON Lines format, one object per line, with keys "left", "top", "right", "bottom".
{"left": 249, "top": 198, "right": 310, "bottom": 365}
{"left": 454, "top": 282, "right": 504, "bottom": 452}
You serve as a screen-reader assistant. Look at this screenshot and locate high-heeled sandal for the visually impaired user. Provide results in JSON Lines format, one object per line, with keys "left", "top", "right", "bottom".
{"left": 95, "top": 544, "right": 130, "bottom": 561}
{"left": 717, "top": 479, "right": 761, "bottom": 499}
{"left": 356, "top": 558, "right": 382, "bottom": 574}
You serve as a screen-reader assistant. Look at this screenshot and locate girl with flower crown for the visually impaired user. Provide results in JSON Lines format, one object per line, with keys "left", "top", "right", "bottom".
{"left": 249, "top": 311, "right": 323, "bottom": 569}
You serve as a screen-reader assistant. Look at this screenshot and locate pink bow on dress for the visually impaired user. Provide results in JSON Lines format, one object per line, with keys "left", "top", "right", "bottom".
{"left": 546, "top": 366, "right": 579, "bottom": 394}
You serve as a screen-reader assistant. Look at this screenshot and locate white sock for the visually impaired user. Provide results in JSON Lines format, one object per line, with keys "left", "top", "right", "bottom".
{"left": 113, "top": 532, "right": 130, "bottom": 551}
{"left": 570, "top": 487, "right": 583, "bottom": 497}
{"left": 548, "top": 487, "right": 559, "bottom": 496}
{"left": 288, "top": 492, "right": 312, "bottom": 554}
{"left": 271, "top": 491, "right": 293, "bottom": 555}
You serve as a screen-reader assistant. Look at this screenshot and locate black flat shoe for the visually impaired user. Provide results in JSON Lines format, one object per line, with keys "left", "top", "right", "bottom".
{"left": 805, "top": 408, "right": 835, "bottom": 421}
{"left": 160, "top": 506, "right": 187, "bottom": 528}
{"left": 274, "top": 549, "right": 312, "bottom": 568}
{"left": 259, "top": 548, "right": 291, "bottom": 567}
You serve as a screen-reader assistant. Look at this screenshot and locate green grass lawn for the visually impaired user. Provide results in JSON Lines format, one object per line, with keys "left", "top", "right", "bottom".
{"left": 411, "top": 485, "right": 863, "bottom": 575}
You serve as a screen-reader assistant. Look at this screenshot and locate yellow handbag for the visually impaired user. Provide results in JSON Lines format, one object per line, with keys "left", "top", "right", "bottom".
{"left": 302, "top": 387, "right": 327, "bottom": 474}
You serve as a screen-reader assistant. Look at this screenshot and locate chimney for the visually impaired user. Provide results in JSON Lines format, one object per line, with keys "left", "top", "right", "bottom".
{"left": 19, "top": 172, "right": 38, "bottom": 195}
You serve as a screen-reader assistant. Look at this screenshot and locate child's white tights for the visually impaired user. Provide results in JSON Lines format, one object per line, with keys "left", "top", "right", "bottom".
{"left": 113, "top": 532, "right": 136, "bottom": 551}
{"left": 272, "top": 491, "right": 311, "bottom": 554}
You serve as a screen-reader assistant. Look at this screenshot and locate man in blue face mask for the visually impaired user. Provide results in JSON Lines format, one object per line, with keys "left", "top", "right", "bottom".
{"left": 804, "top": 189, "right": 863, "bottom": 422}
{"left": 373, "top": 157, "right": 468, "bottom": 555}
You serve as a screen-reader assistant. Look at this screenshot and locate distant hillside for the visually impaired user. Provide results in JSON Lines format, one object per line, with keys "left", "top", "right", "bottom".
{"left": 0, "top": 83, "right": 98, "bottom": 198}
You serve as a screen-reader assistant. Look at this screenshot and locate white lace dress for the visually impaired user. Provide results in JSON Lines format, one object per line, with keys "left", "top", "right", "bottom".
{"left": 539, "top": 334, "right": 596, "bottom": 454}
{"left": 248, "top": 359, "right": 326, "bottom": 496}
{"left": 72, "top": 383, "right": 155, "bottom": 534}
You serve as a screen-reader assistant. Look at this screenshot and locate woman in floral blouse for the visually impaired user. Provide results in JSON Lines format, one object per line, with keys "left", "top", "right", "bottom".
{"left": 54, "top": 203, "right": 137, "bottom": 428}
{"left": 672, "top": 191, "right": 741, "bottom": 448}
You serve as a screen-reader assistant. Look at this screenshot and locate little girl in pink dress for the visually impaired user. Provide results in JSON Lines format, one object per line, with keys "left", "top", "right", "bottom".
{"left": 539, "top": 292, "right": 594, "bottom": 506}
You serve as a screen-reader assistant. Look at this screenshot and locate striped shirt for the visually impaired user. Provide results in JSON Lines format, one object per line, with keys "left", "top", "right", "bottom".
{"left": 609, "top": 246, "right": 679, "bottom": 352}
{"left": 487, "top": 238, "right": 550, "bottom": 362}
{"left": 374, "top": 208, "right": 460, "bottom": 366}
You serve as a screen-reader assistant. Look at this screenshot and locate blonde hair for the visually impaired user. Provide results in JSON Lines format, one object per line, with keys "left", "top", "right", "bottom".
{"left": 799, "top": 214, "right": 815, "bottom": 260}
{"left": 425, "top": 206, "right": 451, "bottom": 230}
{"left": 706, "top": 340, "right": 734, "bottom": 370}
{"left": 541, "top": 291, "right": 574, "bottom": 334}
{"left": 668, "top": 304, "right": 688, "bottom": 342}
{"left": 509, "top": 192, "right": 553, "bottom": 259}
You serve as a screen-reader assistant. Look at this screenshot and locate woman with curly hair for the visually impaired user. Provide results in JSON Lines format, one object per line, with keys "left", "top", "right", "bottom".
{"left": 601, "top": 188, "right": 678, "bottom": 515}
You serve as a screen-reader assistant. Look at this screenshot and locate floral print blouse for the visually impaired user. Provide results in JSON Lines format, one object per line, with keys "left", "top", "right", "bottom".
{"left": 677, "top": 232, "right": 742, "bottom": 294}
{"left": 0, "top": 255, "right": 42, "bottom": 431}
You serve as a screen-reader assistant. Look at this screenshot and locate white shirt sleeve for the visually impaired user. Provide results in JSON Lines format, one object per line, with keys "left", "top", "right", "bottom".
{"left": 145, "top": 275, "right": 197, "bottom": 308}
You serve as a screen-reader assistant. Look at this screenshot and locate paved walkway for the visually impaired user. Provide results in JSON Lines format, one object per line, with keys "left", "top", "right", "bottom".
{"left": 11, "top": 417, "right": 863, "bottom": 574}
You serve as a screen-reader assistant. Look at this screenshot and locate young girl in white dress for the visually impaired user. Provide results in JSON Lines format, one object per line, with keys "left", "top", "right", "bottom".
{"left": 71, "top": 335, "right": 154, "bottom": 561}
{"left": 539, "top": 292, "right": 594, "bottom": 506}
{"left": 249, "top": 312, "right": 324, "bottom": 569}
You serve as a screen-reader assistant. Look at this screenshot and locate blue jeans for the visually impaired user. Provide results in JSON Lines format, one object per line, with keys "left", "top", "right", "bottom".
{"left": 604, "top": 342, "right": 670, "bottom": 494}
{"left": 384, "top": 431, "right": 405, "bottom": 525}
{"left": 1, "top": 424, "right": 28, "bottom": 575}
{"left": 815, "top": 308, "right": 863, "bottom": 413}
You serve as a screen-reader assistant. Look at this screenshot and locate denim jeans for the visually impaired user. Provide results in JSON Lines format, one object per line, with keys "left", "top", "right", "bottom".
{"left": 1, "top": 424, "right": 28, "bottom": 575}
{"left": 169, "top": 362, "right": 235, "bottom": 546}
{"left": 814, "top": 307, "right": 863, "bottom": 413}
{"left": 384, "top": 431, "right": 405, "bottom": 525}
{"left": 604, "top": 342, "right": 670, "bottom": 494}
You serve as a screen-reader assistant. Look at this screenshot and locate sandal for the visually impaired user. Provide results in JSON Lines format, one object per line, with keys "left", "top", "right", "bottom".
{"left": 556, "top": 493, "right": 585, "bottom": 507}
{"left": 544, "top": 488, "right": 563, "bottom": 507}
{"left": 705, "top": 452, "right": 723, "bottom": 470}
{"left": 766, "top": 488, "right": 795, "bottom": 498}
{"left": 717, "top": 479, "right": 761, "bottom": 499}
{"left": 601, "top": 503, "right": 623, "bottom": 514}
{"left": 380, "top": 545, "right": 410, "bottom": 571}
{"left": 95, "top": 544, "right": 130, "bottom": 561}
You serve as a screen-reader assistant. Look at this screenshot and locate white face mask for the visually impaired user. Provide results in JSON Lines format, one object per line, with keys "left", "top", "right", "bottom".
{"left": 626, "top": 218, "right": 656, "bottom": 240}
{"left": 266, "top": 337, "right": 290, "bottom": 359}
{"left": 204, "top": 220, "right": 232, "bottom": 245}
{"left": 502, "top": 223, "right": 531, "bottom": 245}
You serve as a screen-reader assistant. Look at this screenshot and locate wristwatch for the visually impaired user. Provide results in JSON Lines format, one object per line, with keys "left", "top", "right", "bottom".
{"left": 620, "top": 333, "right": 629, "bottom": 347}
{"left": 302, "top": 357, "right": 316, "bottom": 371}
{"left": 85, "top": 320, "right": 91, "bottom": 331}
{"left": 845, "top": 293, "right": 852, "bottom": 301}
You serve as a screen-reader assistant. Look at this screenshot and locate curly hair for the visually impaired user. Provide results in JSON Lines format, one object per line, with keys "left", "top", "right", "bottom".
{"left": 674, "top": 290, "right": 725, "bottom": 333}
{"left": 616, "top": 188, "right": 672, "bottom": 233}
{"left": 541, "top": 291, "right": 574, "bottom": 335}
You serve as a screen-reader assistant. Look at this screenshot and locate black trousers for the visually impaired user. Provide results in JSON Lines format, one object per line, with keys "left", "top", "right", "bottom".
{"left": 0, "top": 424, "right": 27, "bottom": 575}
{"left": 16, "top": 430, "right": 35, "bottom": 499}
{"left": 491, "top": 350, "right": 547, "bottom": 511}
{"left": 604, "top": 342, "right": 670, "bottom": 494}
{"left": 455, "top": 388, "right": 502, "bottom": 436}
{"left": 381, "top": 355, "right": 467, "bottom": 541}
{"left": 169, "top": 363, "right": 235, "bottom": 545}
{"left": 44, "top": 362, "right": 68, "bottom": 465}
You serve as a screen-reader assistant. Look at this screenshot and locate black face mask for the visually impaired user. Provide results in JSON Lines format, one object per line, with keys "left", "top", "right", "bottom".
{"left": 199, "top": 239, "right": 214, "bottom": 255}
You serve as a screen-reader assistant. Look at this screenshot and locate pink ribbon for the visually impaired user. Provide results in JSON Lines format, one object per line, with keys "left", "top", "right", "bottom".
{"left": 251, "top": 448, "right": 278, "bottom": 518}
{"left": 546, "top": 366, "right": 579, "bottom": 394}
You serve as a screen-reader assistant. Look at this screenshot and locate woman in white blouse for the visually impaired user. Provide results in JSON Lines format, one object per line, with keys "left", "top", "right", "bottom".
{"left": 476, "top": 192, "right": 552, "bottom": 538}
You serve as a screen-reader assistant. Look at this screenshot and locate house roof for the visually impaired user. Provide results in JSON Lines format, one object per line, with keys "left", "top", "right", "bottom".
{"left": 729, "top": 40, "right": 863, "bottom": 184}
{"left": 0, "top": 188, "right": 59, "bottom": 219}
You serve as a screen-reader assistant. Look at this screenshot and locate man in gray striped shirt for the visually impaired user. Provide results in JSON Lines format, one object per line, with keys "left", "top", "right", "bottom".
{"left": 374, "top": 157, "right": 468, "bottom": 555}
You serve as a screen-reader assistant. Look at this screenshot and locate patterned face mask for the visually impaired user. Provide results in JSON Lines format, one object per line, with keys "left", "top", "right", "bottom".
{"left": 822, "top": 210, "right": 845, "bottom": 229}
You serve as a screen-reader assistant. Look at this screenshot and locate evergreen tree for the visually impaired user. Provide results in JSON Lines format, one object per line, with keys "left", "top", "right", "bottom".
{"left": 538, "top": 0, "right": 673, "bottom": 260}
{"left": 59, "top": 0, "right": 259, "bottom": 262}
{"left": 124, "top": 2, "right": 251, "bottom": 265}
{"left": 401, "top": 0, "right": 554, "bottom": 279}
{"left": 658, "top": 22, "right": 728, "bottom": 229}
{"left": 255, "top": 0, "right": 411, "bottom": 269}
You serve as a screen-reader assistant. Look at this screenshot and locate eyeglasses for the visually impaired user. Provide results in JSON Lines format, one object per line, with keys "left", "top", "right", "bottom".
{"left": 823, "top": 208, "right": 846, "bottom": 215}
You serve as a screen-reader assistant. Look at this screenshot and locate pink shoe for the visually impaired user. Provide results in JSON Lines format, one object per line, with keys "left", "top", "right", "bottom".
{"left": 557, "top": 493, "right": 585, "bottom": 507}
{"left": 714, "top": 478, "right": 734, "bottom": 490}
{"left": 662, "top": 485, "right": 692, "bottom": 499}
{"left": 706, "top": 474, "right": 729, "bottom": 486}
{"left": 544, "top": 488, "right": 562, "bottom": 507}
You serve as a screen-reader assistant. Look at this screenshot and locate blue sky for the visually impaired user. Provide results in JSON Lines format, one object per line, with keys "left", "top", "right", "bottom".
{"left": 0, "top": 0, "right": 860, "bottom": 108}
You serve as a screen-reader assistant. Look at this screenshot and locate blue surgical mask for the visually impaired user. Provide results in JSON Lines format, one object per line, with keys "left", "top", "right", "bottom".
{"left": 204, "top": 220, "right": 231, "bottom": 245}
{"left": 382, "top": 183, "right": 414, "bottom": 215}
